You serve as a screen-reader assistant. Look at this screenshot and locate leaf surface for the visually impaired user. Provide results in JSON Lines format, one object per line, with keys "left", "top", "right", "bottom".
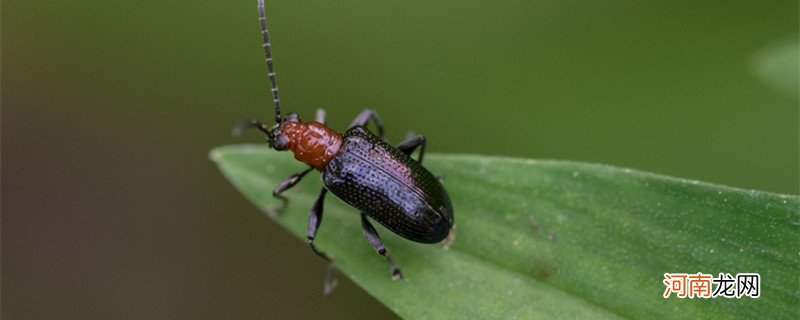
{"left": 211, "top": 144, "right": 799, "bottom": 319}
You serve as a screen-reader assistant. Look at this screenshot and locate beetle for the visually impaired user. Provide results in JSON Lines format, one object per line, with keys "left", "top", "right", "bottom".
{"left": 235, "top": 0, "right": 455, "bottom": 294}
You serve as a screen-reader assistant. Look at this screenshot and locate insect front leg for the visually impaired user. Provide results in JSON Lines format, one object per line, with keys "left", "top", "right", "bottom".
{"left": 396, "top": 134, "right": 426, "bottom": 164}
{"left": 359, "top": 213, "right": 403, "bottom": 281}
{"left": 231, "top": 118, "right": 271, "bottom": 137}
{"left": 315, "top": 108, "right": 326, "bottom": 124}
{"left": 349, "top": 109, "right": 385, "bottom": 140}
{"left": 306, "top": 188, "right": 337, "bottom": 295}
{"left": 266, "top": 166, "right": 313, "bottom": 216}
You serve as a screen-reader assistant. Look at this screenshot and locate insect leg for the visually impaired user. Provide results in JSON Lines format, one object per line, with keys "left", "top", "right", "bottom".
{"left": 307, "top": 188, "right": 337, "bottom": 295}
{"left": 266, "top": 166, "right": 313, "bottom": 215}
{"left": 396, "top": 134, "right": 426, "bottom": 164}
{"left": 359, "top": 213, "right": 403, "bottom": 280}
{"left": 349, "top": 109, "right": 385, "bottom": 140}
{"left": 315, "top": 108, "right": 326, "bottom": 124}
{"left": 231, "top": 119, "right": 271, "bottom": 137}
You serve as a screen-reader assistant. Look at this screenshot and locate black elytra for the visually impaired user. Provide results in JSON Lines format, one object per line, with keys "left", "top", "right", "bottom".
{"left": 324, "top": 127, "right": 454, "bottom": 243}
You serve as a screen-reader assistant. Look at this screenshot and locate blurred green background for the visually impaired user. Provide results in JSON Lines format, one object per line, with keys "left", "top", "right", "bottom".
{"left": 3, "top": 0, "right": 797, "bottom": 319}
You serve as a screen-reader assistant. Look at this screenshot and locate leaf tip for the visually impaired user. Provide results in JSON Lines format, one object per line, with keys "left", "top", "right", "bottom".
{"left": 208, "top": 148, "right": 224, "bottom": 163}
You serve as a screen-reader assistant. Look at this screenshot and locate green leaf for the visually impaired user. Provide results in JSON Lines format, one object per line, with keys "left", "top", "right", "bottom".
{"left": 210, "top": 144, "right": 799, "bottom": 319}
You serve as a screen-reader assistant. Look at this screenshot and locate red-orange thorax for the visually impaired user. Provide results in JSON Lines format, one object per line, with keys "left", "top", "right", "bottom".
{"left": 280, "top": 121, "right": 343, "bottom": 170}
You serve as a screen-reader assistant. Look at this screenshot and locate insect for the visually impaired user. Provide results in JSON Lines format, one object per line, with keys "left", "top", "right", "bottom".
{"left": 235, "top": 0, "right": 455, "bottom": 294}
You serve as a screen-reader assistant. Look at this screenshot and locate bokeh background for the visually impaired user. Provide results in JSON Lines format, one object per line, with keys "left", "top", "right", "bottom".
{"left": 3, "top": 0, "right": 797, "bottom": 319}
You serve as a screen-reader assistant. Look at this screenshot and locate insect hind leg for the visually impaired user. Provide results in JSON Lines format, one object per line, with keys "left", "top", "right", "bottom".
{"left": 359, "top": 213, "right": 403, "bottom": 280}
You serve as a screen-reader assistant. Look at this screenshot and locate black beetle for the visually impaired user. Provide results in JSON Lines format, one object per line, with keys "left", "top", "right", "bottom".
{"left": 235, "top": 0, "right": 455, "bottom": 294}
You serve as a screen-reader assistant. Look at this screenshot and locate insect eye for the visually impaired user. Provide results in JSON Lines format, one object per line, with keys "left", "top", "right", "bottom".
{"left": 270, "top": 131, "right": 289, "bottom": 151}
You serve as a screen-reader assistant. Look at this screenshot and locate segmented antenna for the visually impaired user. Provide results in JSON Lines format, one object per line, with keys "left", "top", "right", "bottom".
{"left": 258, "top": 0, "right": 282, "bottom": 124}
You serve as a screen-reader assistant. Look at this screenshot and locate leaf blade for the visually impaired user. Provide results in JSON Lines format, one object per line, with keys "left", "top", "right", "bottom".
{"left": 211, "top": 144, "right": 799, "bottom": 319}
